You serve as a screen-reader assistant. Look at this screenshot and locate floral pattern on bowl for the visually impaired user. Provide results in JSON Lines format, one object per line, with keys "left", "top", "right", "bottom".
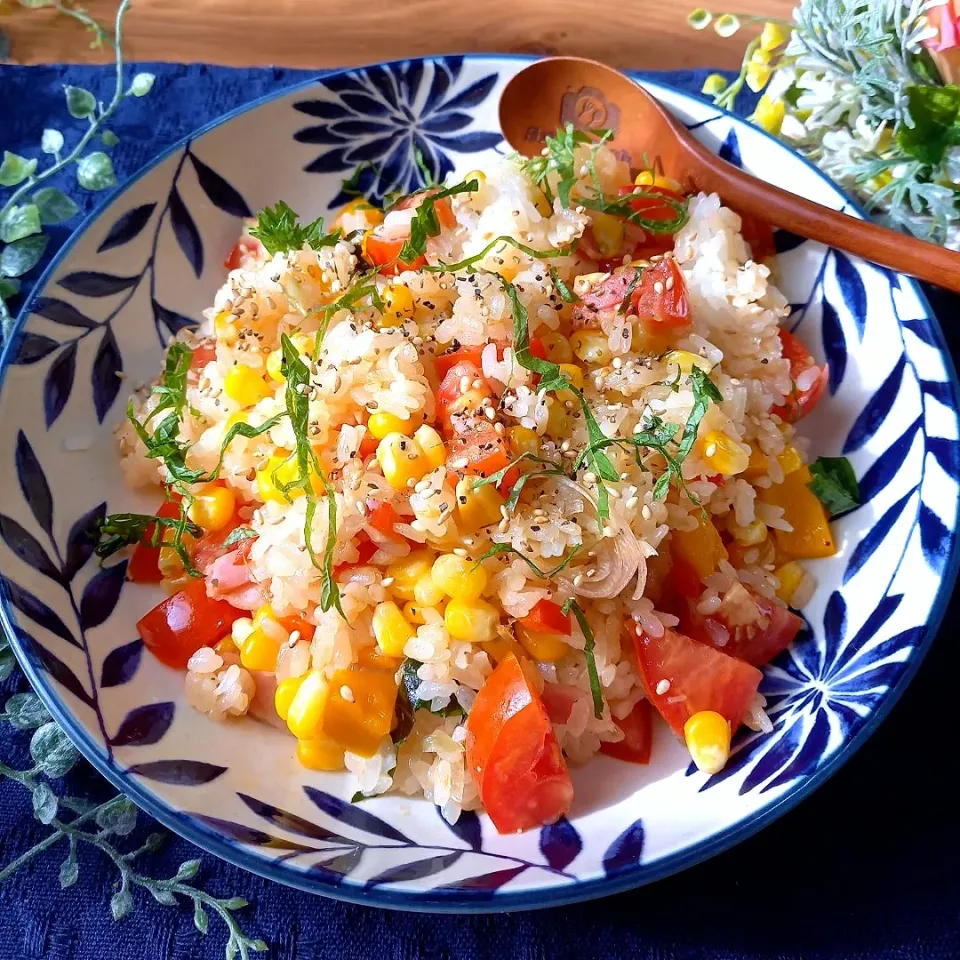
{"left": 0, "top": 56, "right": 957, "bottom": 912}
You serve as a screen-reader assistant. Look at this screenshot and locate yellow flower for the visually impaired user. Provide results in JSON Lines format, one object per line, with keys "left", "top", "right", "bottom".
{"left": 752, "top": 93, "right": 785, "bottom": 135}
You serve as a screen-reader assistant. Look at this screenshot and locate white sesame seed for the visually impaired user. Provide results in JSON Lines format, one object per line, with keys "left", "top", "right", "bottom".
{"left": 641, "top": 505, "right": 652, "bottom": 520}
{"left": 573, "top": 574, "right": 584, "bottom": 587}
{"left": 583, "top": 471, "right": 597, "bottom": 484}
{"left": 625, "top": 496, "right": 639, "bottom": 509}
{"left": 602, "top": 525, "right": 614, "bottom": 537}
{"left": 459, "top": 375, "right": 471, "bottom": 393}
{"left": 655, "top": 679, "right": 671, "bottom": 696}
{"left": 356, "top": 500, "right": 368, "bottom": 516}
{"left": 340, "top": 685, "right": 355, "bottom": 702}
{"left": 287, "top": 631, "right": 301, "bottom": 646}
{"left": 665, "top": 276, "right": 675, "bottom": 290}
{"left": 560, "top": 440, "right": 571, "bottom": 452}
{"left": 653, "top": 281, "right": 664, "bottom": 294}
{"left": 453, "top": 547, "right": 469, "bottom": 557}
{"left": 705, "top": 443, "right": 718, "bottom": 458}
{"left": 381, "top": 577, "right": 395, "bottom": 586}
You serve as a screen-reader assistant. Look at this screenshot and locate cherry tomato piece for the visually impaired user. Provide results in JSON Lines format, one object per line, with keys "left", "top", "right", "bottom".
{"left": 518, "top": 599, "right": 571, "bottom": 636}
{"left": 128, "top": 497, "right": 183, "bottom": 584}
{"left": 599, "top": 698, "right": 653, "bottom": 764}
{"left": 772, "top": 329, "right": 829, "bottom": 422}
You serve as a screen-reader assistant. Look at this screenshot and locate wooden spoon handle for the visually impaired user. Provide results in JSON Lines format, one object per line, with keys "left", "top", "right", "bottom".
{"left": 691, "top": 159, "right": 960, "bottom": 294}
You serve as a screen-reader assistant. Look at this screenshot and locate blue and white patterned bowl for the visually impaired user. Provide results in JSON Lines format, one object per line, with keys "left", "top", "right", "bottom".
{"left": 1, "top": 55, "right": 958, "bottom": 912}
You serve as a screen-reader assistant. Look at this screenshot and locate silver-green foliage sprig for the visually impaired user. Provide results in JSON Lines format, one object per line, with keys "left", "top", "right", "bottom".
{"left": 0, "top": 688, "right": 267, "bottom": 958}
{"left": 0, "top": 0, "right": 156, "bottom": 337}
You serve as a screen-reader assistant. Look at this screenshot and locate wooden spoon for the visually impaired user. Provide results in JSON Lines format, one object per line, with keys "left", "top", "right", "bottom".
{"left": 499, "top": 56, "right": 960, "bottom": 293}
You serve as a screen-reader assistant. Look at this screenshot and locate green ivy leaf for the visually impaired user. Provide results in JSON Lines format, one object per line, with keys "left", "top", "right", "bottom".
{"left": 64, "top": 85, "right": 97, "bottom": 119}
{"left": 41, "top": 128, "right": 64, "bottom": 155}
{"left": 33, "top": 186, "right": 80, "bottom": 225}
{"left": 193, "top": 901, "right": 209, "bottom": 934}
{"left": 32, "top": 782, "right": 58, "bottom": 824}
{"left": 100, "top": 130, "right": 120, "bottom": 147}
{"left": 110, "top": 888, "right": 133, "bottom": 921}
{"left": 29, "top": 721, "right": 80, "bottom": 777}
{"left": 1, "top": 234, "right": 49, "bottom": 279}
{"left": 176, "top": 858, "right": 201, "bottom": 881}
{"left": 95, "top": 795, "right": 138, "bottom": 836}
{"left": 0, "top": 204, "right": 42, "bottom": 243}
{"left": 150, "top": 887, "right": 178, "bottom": 906}
{"left": 127, "top": 72, "right": 155, "bottom": 98}
{"left": 76, "top": 151, "right": 116, "bottom": 190}
{"left": 59, "top": 847, "right": 79, "bottom": 889}
{"left": 0, "top": 151, "right": 38, "bottom": 187}
{"left": 3, "top": 691, "right": 50, "bottom": 729}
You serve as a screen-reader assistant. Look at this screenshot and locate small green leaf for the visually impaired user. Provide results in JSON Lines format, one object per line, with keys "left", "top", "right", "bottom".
{"left": 127, "top": 72, "right": 155, "bottom": 98}
{"left": 32, "top": 782, "right": 58, "bottom": 824}
{"left": 95, "top": 795, "right": 138, "bottom": 836}
{"left": 714, "top": 13, "right": 741, "bottom": 37}
{"left": 688, "top": 8, "right": 712, "bottom": 29}
{"left": 808, "top": 456, "right": 860, "bottom": 517}
{"left": 59, "top": 848, "right": 79, "bottom": 888}
{"left": 0, "top": 204, "right": 42, "bottom": 243}
{"left": 29, "top": 720, "right": 80, "bottom": 777}
{"left": 41, "top": 128, "right": 64, "bottom": 155}
{"left": 150, "top": 887, "right": 178, "bottom": 906}
{"left": 3, "top": 691, "right": 50, "bottom": 729}
{"left": 193, "top": 901, "right": 209, "bottom": 934}
{"left": 0, "top": 233, "right": 49, "bottom": 278}
{"left": 65, "top": 85, "right": 97, "bottom": 119}
{"left": 177, "top": 858, "right": 201, "bottom": 881}
{"left": 76, "top": 151, "right": 116, "bottom": 191}
{"left": 0, "top": 151, "right": 38, "bottom": 187}
{"left": 100, "top": 129, "right": 120, "bottom": 147}
{"left": 110, "top": 888, "right": 133, "bottom": 921}
{"left": 899, "top": 84, "right": 960, "bottom": 165}
{"left": 33, "top": 186, "right": 80, "bottom": 225}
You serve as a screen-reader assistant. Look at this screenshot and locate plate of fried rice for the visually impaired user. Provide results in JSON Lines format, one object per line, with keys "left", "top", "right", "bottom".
{"left": 1, "top": 56, "right": 957, "bottom": 911}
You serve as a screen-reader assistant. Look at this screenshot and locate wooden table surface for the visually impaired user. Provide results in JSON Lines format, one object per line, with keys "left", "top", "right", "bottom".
{"left": 4, "top": 0, "right": 793, "bottom": 71}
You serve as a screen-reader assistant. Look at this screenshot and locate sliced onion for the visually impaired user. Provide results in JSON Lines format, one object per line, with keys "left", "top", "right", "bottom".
{"left": 550, "top": 477, "right": 645, "bottom": 600}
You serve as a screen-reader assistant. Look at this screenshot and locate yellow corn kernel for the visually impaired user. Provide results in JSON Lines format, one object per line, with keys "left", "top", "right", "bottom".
{"left": 634, "top": 170, "right": 683, "bottom": 192}
{"left": 753, "top": 93, "right": 785, "bottom": 135}
{"left": 224, "top": 365, "right": 271, "bottom": 408}
{"left": 385, "top": 550, "right": 434, "bottom": 601}
{"left": 368, "top": 411, "right": 416, "bottom": 440}
{"left": 662, "top": 349, "right": 714, "bottom": 375}
{"left": 402, "top": 600, "right": 432, "bottom": 625}
{"left": 275, "top": 676, "right": 304, "bottom": 722}
{"left": 455, "top": 478, "right": 506, "bottom": 533}
{"left": 774, "top": 561, "right": 805, "bottom": 606}
{"left": 372, "top": 600, "right": 415, "bottom": 657}
{"left": 239, "top": 627, "right": 282, "bottom": 672}
{"left": 413, "top": 573, "right": 446, "bottom": 607}
{"left": 671, "top": 512, "right": 728, "bottom": 581}
{"left": 508, "top": 426, "right": 539, "bottom": 459}
{"left": 684, "top": 710, "right": 731, "bottom": 775}
{"left": 463, "top": 168, "right": 486, "bottom": 186}
{"left": 381, "top": 284, "right": 416, "bottom": 325}
{"left": 516, "top": 623, "right": 570, "bottom": 663}
{"left": 545, "top": 395, "right": 572, "bottom": 436}
{"left": 590, "top": 212, "right": 624, "bottom": 258}
{"left": 186, "top": 483, "right": 236, "bottom": 532}
{"left": 377, "top": 433, "right": 430, "bottom": 490}
{"left": 256, "top": 454, "right": 323, "bottom": 504}
{"left": 538, "top": 332, "right": 573, "bottom": 364}
{"left": 760, "top": 20, "right": 789, "bottom": 51}
{"left": 413, "top": 424, "right": 446, "bottom": 469}
{"left": 730, "top": 518, "right": 768, "bottom": 546}
{"left": 445, "top": 598, "right": 499, "bottom": 643}
{"left": 265, "top": 350, "right": 284, "bottom": 383}
{"left": 431, "top": 554, "right": 488, "bottom": 601}
{"left": 297, "top": 737, "right": 345, "bottom": 771}
{"left": 323, "top": 667, "right": 399, "bottom": 758}
{"left": 571, "top": 329, "right": 612, "bottom": 366}
{"left": 214, "top": 310, "right": 238, "bottom": 345}
{"left": 746, "top": 61, "right": 772, "bottom": 93}
{"left": 286, "top": 670, "right": 331, "bottom": 741}
{"left": 482, "top": 636, "right": 527, "bottom": 666}
{"left": 558, "top": 363, "right": 585, "bottom": 390}
{"left": 214, "top": 635, "right": 237, "bottom": 655}
{"left": 252, "top": 604, "right": 276, "bottom": 628}
{"left": 778, "top": 444, "right": 802, "bottom": 476}
{"left": 761, "top": 465, "right": 836, "bottom": 559}
{"left": 702, "top": 73, "right": 728, "bottom": 97}
{"left": 701, "top": 430, "right": 750, "bottom": 477}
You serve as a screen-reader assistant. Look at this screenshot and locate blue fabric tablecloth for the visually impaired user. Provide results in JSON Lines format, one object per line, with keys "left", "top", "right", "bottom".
{"left": 1, "top": 62, "right": 959, "bottom": 960}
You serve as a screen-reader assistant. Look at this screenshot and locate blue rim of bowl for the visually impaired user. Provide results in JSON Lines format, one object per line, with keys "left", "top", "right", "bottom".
{"left": 1, "top": 54, "right": 958, "bottom": 913}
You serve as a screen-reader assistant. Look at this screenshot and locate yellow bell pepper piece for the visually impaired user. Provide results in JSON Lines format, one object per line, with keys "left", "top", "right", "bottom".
{"left": 760, "top": 465, "right": 837, "bottom": 559}
{"left": 322, "top": 667, "right": 399, "bottom": 758}
{"left": 670, "top": 512, "right": 728, "bottom": 581}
